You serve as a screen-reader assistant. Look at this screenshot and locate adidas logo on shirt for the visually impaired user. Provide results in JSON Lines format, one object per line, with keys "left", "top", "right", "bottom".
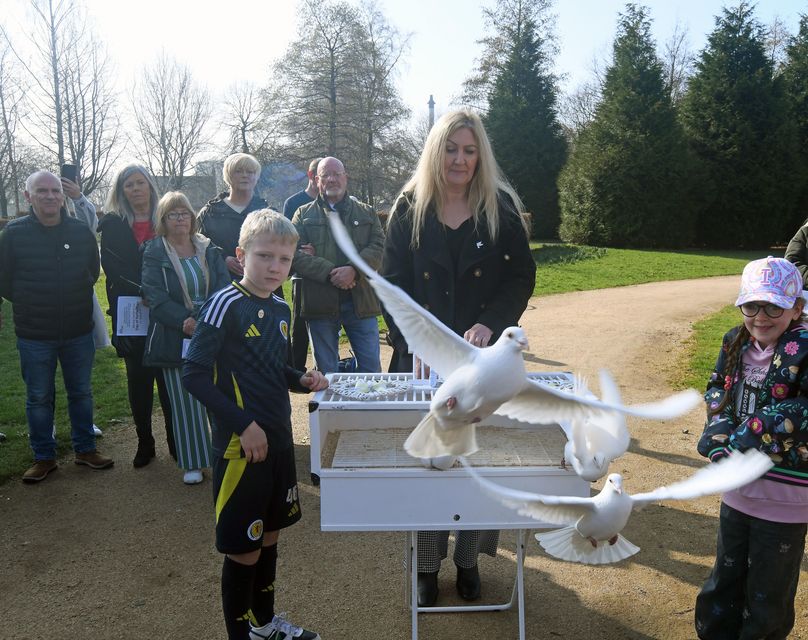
{"left": 245, "top": 324, "right": 261, "bottom": 338}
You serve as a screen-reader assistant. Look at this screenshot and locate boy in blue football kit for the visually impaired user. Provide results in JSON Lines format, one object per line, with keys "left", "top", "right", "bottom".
{"left": 183, "top": 210, "right": 328, "bottom": 640}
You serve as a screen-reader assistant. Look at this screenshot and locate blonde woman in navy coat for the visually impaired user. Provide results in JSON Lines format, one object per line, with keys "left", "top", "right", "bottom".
{"left": 381, "top": 109, "right": 535, "bottom": 607}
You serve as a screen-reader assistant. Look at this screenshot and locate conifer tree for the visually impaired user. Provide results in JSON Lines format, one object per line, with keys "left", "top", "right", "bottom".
{"left": 782, "top": 14, "right": 808, "bottom": 227}
{"left": 680, "top": 3, "right": 798, "bottom": 247}
{"left": 559, "top": 4, "right": 693, "bottom": 247}
{"left": 482, "top": 2, "right": 567, "bottom": 238}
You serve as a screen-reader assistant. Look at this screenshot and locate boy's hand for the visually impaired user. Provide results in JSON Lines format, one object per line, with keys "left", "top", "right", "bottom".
{"left": 300, "top": 370, "right": 329, "bottom": 391}
{"left": 239, "top": 422, "right": 268, "bottom": 462}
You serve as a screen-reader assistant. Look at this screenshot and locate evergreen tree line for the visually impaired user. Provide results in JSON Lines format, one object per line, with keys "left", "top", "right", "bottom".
{"left": 501, "top": 2, "right": 808, "bottom": 249}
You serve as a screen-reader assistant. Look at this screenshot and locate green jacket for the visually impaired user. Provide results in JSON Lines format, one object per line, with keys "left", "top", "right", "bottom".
{"left": 291, "top": 195, "right": 384, "bottom": 319}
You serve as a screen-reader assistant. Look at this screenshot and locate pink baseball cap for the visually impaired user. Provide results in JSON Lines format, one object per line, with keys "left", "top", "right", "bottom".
{"left": 735, "top": 256, "right": 802, "bottom": 309}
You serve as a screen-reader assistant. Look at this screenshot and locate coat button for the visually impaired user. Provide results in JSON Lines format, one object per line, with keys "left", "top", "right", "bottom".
{"left": 504, "top": 254, "right": 510, "bottom": 260}
{"left": 480, "top": 303, "right": 486, "bottom": 309}
{"left": 473, "top": 268, "right": 482, "bottom": 277}
{"left": 423, "top": 271, "right": 430, "bottom": 280}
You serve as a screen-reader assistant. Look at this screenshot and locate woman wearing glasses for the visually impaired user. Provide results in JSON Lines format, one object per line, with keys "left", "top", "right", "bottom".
{"left": 100, "top": 165, "right": 176, "bottom": 468}
{"left": 141, "top": 192, "right": 229, "bottom": 484}
{"left": 381, "top": 109, "right": 535, "bottom": 606}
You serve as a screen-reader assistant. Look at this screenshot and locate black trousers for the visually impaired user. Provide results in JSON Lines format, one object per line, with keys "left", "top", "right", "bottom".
{"left": 123, "top": 355, "right": 175, "bottom": 458}
{"left": 289, "top": 278, "right": 309, "bottom": 370}
{"left": 695, "top": 501, "right": 806, "bottom": 640}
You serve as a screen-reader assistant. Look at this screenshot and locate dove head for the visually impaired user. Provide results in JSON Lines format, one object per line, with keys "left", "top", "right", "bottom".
{"left": 606, "top": 473, "right": 624, "bottom": 495}
{"left": 497, "top": 327, "right": 529, "bottom": 352}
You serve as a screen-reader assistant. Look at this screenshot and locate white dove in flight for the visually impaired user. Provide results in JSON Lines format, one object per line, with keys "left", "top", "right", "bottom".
{"left": 461, "top": 449, "right": 773, "bottom": 565}
{"left": 562, "top": 371, "right": 630, "bottom": 482}
{"left": 326, "top": 212, "right": 701, "bottom": 458}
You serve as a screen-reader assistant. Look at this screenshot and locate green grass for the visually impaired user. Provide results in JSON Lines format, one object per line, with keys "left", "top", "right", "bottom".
{"left": 0, "top": 244, "right": 781, "bottom": 482}
{"left": 675, "top": 304, "right": 739, "bottom": 392}
{"left": 531, "top": 245, "right": 771, "bottom": 296}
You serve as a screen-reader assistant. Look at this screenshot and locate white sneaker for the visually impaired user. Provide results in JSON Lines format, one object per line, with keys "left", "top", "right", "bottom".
{"left": 55, "top": 424, "right": 103, "bottom": 437}
{"left": 183, "top": 469, "right": 203, "bottom": 485}
{"left": 250, "top": 613, "right": 321, "bottom": 640}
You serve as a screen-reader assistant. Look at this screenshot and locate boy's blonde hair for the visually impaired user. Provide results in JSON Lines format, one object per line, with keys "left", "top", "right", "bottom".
{"left": 238, "top": 208, "right": 299, "bottom": 252}
{"left": 155, "top": 191, "right": 198, "bottom": 237}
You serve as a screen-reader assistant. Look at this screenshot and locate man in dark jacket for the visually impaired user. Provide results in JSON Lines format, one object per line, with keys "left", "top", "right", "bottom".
{"left": 291, "top": 156, "right": 384, "bottom": 374}
{"left": 0, "top": 170, "right": 113, "bottom": 483}
{"left": 283, "top": 157, "right": 321, "bottom": 369}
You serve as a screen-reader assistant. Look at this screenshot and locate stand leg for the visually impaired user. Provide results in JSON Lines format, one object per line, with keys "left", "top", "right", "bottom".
{"left": 516, "top": 529, "right": 525, "bottom": 640}
{"left": 411, "top": 531, "right": 418, "bottom": 640}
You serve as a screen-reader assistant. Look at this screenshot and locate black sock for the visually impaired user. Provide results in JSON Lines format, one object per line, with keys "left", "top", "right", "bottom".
{"left": 221, "top": 555, "right": 256, "bottom": 639}
{"left": 251, "top": 544, "right": 278, "bottom": 626}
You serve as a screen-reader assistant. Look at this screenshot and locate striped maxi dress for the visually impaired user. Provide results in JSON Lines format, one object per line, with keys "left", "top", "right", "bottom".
{"left": 162, "top": 255, "right": 212, "bottom": 471}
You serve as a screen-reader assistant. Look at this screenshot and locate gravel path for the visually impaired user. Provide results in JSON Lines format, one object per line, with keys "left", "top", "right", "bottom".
{"left": 2, "top": 275, "right": 806, "bottom": 639}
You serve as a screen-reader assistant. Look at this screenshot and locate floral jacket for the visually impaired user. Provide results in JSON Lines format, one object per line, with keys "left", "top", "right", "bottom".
{"left": 697, "top": 325, "right": 808, "bottom": 486}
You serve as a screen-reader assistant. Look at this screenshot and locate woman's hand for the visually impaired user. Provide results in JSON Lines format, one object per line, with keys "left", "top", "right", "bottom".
{"left": 239, "top": 422, "right": 268, "bottom": 462}
{"left": 225, "top": 255, "right": 244, "bottom": 276}
{"left": 464, "top": 323, "right": 493, "bottom": 348}
{"left": 300, "top": 370, "right": 329, "bottom": 391}
{"left": 182, "top": 317, "right": 197, "bottom": 336}
{"left": 414, "top": 355, "right": 431, "bottom": 379}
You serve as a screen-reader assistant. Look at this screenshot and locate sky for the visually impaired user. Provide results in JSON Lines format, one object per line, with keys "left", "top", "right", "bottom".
{"left": 5, "top": 0, "right": 807, "bottom": 123}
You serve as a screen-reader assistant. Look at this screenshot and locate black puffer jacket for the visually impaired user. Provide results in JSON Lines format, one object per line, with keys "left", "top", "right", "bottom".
{"left": 0, "top": 209, "right": 100, "bottom": 340}
{"left": 198, "top": 192, "right": 268, "bottom": 261}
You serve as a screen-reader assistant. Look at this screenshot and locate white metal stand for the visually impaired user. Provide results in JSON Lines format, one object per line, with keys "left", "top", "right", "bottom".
{"left": 404, "top": 529, "right": 527, "bottom": 640}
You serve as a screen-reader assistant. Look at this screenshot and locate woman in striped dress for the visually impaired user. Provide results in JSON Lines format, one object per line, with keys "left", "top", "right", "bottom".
{"left": 141, "top": 192, "right": 230, "bottom": 484}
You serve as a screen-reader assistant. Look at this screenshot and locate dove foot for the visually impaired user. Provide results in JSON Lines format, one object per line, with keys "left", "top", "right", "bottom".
{"left": 456, "top": 564, "right": 481, "bottom": 601}
{"left": 587, "top": 536, "right": 599, "bottom": 548}
{"left": 608, "top": 535, "right": 619, "bottom": 546}
{"left": 560, "top": 456, "right": 566, "bottom": 470}
{"left": 417, "top": 571, "right": 439, "bottom": 607}
{"left": 446, "top": 396, "right": 457, "bottom": 410}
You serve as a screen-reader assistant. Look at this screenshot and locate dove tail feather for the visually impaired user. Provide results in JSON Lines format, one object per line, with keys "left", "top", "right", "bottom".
{"left": 404, "top": 413, "right": 479, "bottom": 458}
{"left": 535, "top": 527, "right": 640, "bottom": 565}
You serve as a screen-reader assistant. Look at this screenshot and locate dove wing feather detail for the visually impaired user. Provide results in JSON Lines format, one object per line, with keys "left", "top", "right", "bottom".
{"left": 495, "top": 378, "right": 701, "bottom": 424}
{"left": 460, "top": 457, "right": 595, "bottom": 525}
{"left": 327, "top": 211, "right": 472, "bottom": 377}
{"left": 630, "top": 449, "right": 774, "bottom": 508}
{"left": 596, "top": 370, "right": 631, "bottom": 454}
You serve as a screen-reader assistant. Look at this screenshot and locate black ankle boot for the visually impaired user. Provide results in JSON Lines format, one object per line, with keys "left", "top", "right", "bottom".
{"left": 132, "top": 445, "right": 156, "bottom": 468}
{"left": 417, "top": 571, "right": 439, "bottom": 607}
{"left": 456, "top": 564, "right": 481, "bottom": 601}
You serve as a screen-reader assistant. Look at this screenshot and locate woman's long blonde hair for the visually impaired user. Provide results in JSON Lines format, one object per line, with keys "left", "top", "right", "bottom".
{"left": 392, "top": 109, "right": 527, "bottom": 247}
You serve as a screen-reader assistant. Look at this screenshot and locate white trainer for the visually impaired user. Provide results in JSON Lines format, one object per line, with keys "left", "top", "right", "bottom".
{"left": 183, "top": 469, "right": 203, "bottom": 485}
{"left": 250, "top": 613, "right": 321, "bottom": 640}
{"left": 92, "top": 424, "right": 103, "bottom": 437}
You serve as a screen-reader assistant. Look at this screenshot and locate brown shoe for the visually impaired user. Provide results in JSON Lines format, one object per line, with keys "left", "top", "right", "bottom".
{"left": 22, "top": 460, "right": 58, "bottom": 483}
{"left": 74, "top": 451, "right": 114, "bottom": 470}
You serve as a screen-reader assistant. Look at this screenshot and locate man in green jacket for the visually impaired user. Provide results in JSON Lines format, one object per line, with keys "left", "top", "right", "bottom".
{"left": 290, "top": 157, "right": 383, "bottom": 374}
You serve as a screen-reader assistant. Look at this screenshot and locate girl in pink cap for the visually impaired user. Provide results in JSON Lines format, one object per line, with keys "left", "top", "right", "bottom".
{"left": 695, "top": 256, "right": 808, "bottom": 639}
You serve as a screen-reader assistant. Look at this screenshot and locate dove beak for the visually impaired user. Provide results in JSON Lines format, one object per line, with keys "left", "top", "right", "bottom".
{"left": 518, "top": 337, "right": 530, "bottom": 350}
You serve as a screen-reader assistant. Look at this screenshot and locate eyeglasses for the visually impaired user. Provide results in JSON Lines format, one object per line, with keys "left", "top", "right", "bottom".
{"left": 739, "top": 302, "right": 786, "bottom": 318}
{"left": 317, "top": 171, "right": 345, "bottom": 181}
{"left": 166, "top": 210, "right": 192, "bottom": 221}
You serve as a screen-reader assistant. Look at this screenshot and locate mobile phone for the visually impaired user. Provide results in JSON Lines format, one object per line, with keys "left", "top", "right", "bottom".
{"left": 60, "top": 163, "right": 78, "bottom": 184}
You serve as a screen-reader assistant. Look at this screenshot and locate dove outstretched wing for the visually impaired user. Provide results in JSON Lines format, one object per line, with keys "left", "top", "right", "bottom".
{"left": 630, "top": 449, "right": 773, "bottom": 509}
{"left": 327, "top": 211, "right": 473, "bottom": 377}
